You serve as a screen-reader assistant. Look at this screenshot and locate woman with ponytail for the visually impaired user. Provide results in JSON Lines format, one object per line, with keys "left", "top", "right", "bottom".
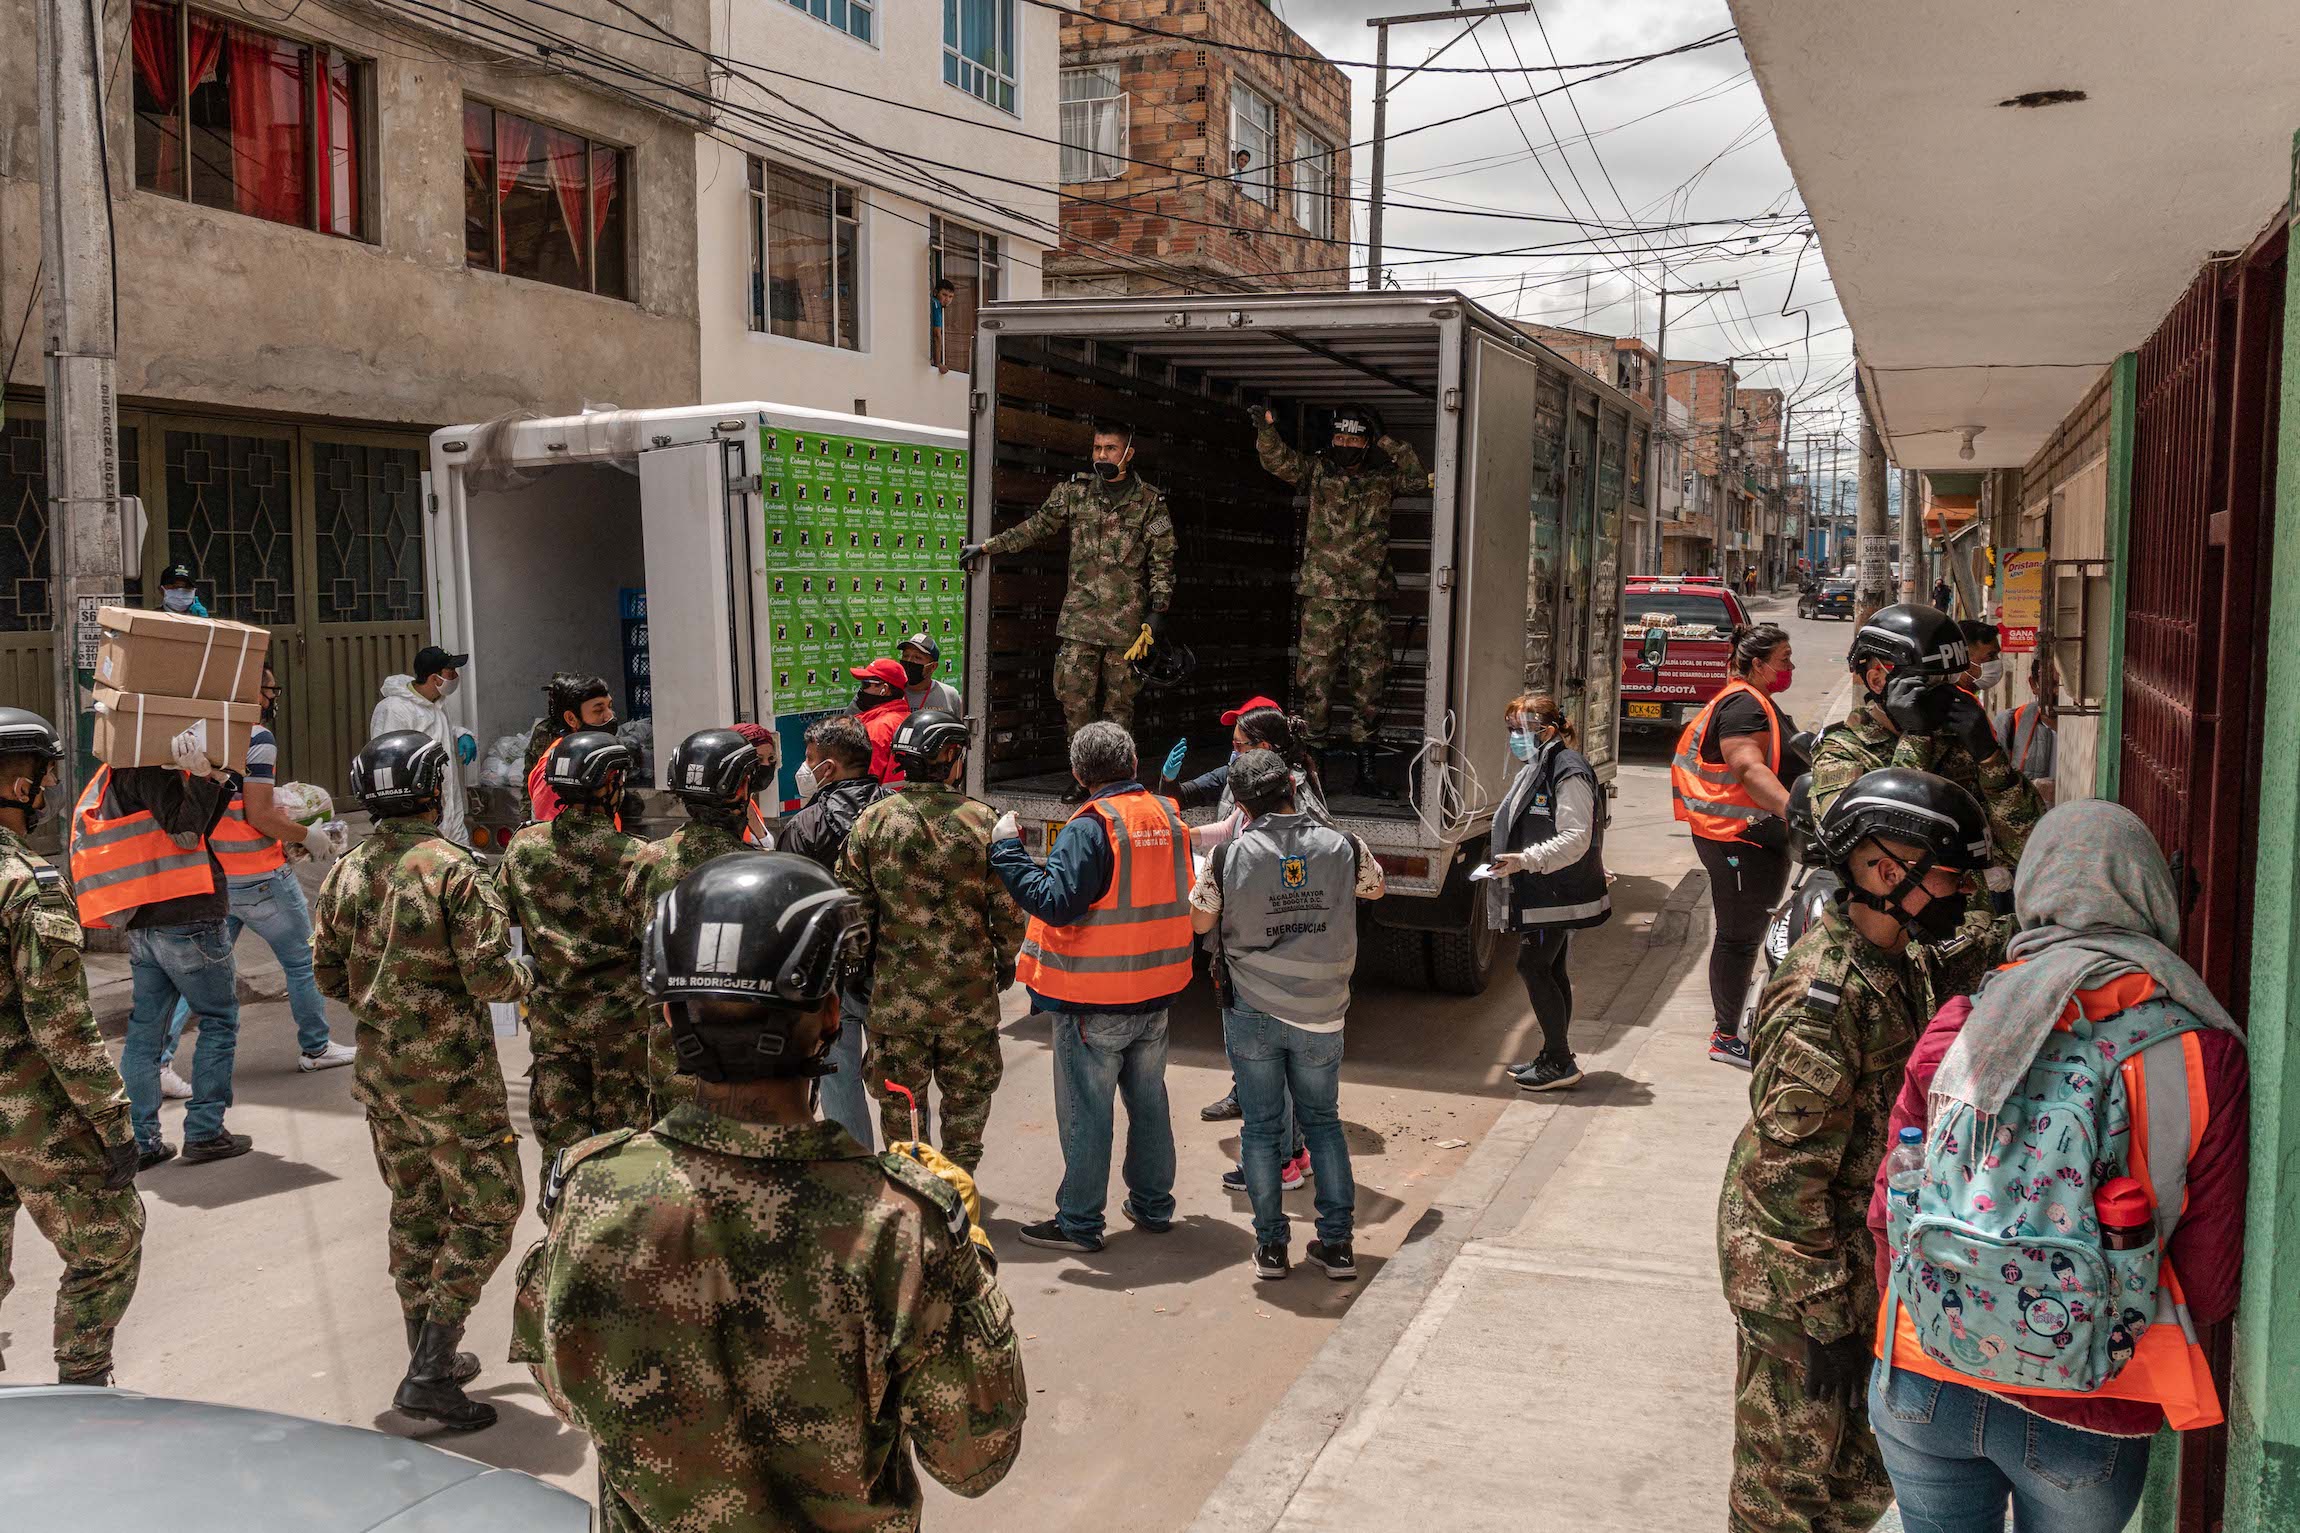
{"left": 1488, "top": 692, "right": 1609, "bottom": 1093}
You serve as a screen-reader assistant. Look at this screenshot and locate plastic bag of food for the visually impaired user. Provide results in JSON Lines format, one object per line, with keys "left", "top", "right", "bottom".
{"left": 271, "top": 781, "right": 336, "bottom": 826}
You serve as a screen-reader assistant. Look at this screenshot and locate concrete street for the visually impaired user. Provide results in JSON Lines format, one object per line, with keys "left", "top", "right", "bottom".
{"left": 3, "top": 591, "right": 1848, "bottom": 1531}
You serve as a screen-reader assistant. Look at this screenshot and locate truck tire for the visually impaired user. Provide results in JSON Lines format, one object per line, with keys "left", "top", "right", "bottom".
{"left": 1427, "top": 916, "right": 1499, "bottom": 995}
{"left": 1357, "top": 920, "right": 1431, "bottom": 990}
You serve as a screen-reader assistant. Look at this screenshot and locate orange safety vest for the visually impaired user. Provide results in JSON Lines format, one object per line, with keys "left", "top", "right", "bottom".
{"left": 1669, "top": 679, "right": 1782, "bottom": 842}
{"left": 69, "top": 766, "right": 220, "bottom": 930}
{"left": 1875, "top": 971, "right": 2225, "bottom": 1431}
{"left": 210, "top": 791, "right": 288, "bottom": 879}
{"left": 1013, "top": 789, "right": 1194, "bottom": 1008}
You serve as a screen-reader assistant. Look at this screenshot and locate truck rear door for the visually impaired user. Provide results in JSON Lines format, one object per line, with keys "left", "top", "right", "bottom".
{"left": 637, "top": 438, "right": 760, "bottom": 765}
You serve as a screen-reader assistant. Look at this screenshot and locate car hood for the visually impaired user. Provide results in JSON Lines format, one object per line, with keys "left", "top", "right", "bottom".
{"left": 0, "top": 1387, "right": 588, "bottom": 1532}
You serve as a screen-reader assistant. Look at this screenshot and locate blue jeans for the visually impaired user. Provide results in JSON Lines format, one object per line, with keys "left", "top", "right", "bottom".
{"left": 1049, "top": 1009, "right": 1176, "bottom": 1241}
{"left": 1223, "top": 1004, "right": 1354, "bottom": 1249}
{"left": 124, "top": 921, "right": 243, "bottom": 1149}
{"left": 1869, "top": 1362, "right": 2153, "bottom": 1533}
{"left": 818, "top": 989, "right": 875, "bottom": 1152}
{"left": 160, "top": 868, "right": 334, "bottom": 1065}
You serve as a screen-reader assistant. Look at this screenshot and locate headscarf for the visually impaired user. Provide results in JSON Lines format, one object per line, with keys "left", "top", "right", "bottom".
{"left": 1933, "top": 799, "right": 2240, "bottom": 1118}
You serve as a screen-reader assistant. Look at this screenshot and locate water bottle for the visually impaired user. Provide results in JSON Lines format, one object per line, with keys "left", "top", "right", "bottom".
{"left": 1884, "top": 1127, "right": 1926, "bottom": 1211}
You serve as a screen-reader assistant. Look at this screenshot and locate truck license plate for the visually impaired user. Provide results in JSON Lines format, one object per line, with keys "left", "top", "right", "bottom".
{"left": 1628, "top": 701, "right": 1665, "bottom": 719}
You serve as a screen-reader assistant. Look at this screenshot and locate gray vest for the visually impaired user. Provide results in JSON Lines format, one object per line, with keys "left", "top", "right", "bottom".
{"left": 1216, "top": 812, "right": 1359, "bottom": 1028}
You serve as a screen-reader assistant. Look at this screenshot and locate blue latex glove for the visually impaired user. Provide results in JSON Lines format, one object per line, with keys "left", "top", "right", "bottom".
{"left": 456, "top": 730, "right": 478, "bottom": 765}
{"left": 1162, "top": 738, "right": 1188, "bottom": 779}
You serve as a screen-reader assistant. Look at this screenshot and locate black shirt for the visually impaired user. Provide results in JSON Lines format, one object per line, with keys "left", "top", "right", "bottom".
{"left": 102, "top": 766, "right": 234, "bottom": 928}
{"left": 1702, "top": 692, "right": 1805, "bottom": 777}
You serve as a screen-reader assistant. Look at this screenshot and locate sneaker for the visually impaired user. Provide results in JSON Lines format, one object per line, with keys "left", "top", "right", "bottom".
{"left": 1017, "top": 1217, "right": 1103, "bottom": 1254}
{"left": 298, "top": 1040, "right": 356, "bottom": 1072}
{"left": 180, "top": 1131, "right": 254, "bottom": 1164}
{"left": 158, "top": 1067, "right": 192, "bottom": 1100}
{"left": 1120, "top": 1199, "right": 1171, "bottom": 1234}
{"left": 1221, "top": 1164, "right": 1248, "bottom": 1193}
{"left": 1517, "top": 1056, "right": 1583, "bottom": 1092}
{"left": 1305, "top": 1239, "right": 1358, "bottom": 1281}
{"left": 136, "top": 1142, "right": 177, "bottom": 1172}
{"left": 1200, "top": 1090, "right": 1241, "bottom": 1122}
{"left": 1280, "top": 1149, "right": 1311, "bottom": 1191}
{"left": 1254, "top": 1243, "right": 1291, "bottom": 1280}
{"left": 1709, "top": 1031, "right": 1753, "bottom": 1069}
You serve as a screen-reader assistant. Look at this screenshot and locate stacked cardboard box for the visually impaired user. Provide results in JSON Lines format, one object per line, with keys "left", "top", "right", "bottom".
{"left": 90, "top": 607, "right": 268, "bottom": 768}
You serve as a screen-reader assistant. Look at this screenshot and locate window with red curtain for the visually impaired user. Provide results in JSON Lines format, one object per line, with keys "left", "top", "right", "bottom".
{"left": 131, "top": 0, "right": 366, "bottom": 241}
{"left": 461, "top": 99, "right": 628, "bottom": 300}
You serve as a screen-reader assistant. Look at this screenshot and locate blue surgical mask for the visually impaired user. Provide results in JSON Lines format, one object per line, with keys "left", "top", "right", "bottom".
{"left": 1229, "top": 750, "right": 1241, "bottom": 765}
{"left": 1509, "top": 730, "right": 1541, "bottom": 761}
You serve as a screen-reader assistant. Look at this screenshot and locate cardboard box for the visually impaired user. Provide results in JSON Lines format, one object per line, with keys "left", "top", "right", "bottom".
{"left": 93, "top": 607, "right": 271, "bottom": 704}
{"left": 91, "top": 688, "right": 263, "bottom": 768}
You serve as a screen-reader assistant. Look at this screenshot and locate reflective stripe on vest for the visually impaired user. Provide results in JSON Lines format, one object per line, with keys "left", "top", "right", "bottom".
{"left": 1013, "top": 790, "right": 1195, "bottom": 1006}
{"left": 211, "top": 793, "right": 287, "bottom": 878}
{"left": 69, "top": 765, "right": 219, "bottom": 930}
{"left": 1877, "top": 984, "right": 2224, "bottom": 1431}
{"left": 1669, "top": 679, "right": 1781, "bottom": 840}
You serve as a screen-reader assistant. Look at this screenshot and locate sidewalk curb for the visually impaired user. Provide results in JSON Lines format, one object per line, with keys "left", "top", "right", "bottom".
{"left": 1189, "top": 868, "right": 1715, "bottom": 1533}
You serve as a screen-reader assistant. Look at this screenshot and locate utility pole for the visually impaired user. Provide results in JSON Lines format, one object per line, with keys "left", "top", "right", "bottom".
{"left": 1899, "top": 467, "right": 1924, "bottom": 603}
{"left": 37, "top": 0, "right": 128, "bottom": 819}
{"left": 1366, "top": 3, "right": 1530, "bottom": 291}
{"left": 1856, "top": 370, "right": 1893, "bottom": 624}
{"left": 1645, "top": 283, "right": 1736, "bottom": 574}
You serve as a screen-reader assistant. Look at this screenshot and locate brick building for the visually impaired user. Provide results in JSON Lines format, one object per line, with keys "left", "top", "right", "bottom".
{"left": 1050, "top": 0, "right": 1351, "bottom": 294}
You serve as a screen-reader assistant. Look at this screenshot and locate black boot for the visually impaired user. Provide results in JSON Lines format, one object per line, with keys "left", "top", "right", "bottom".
{"left": 393, "top": 1319, "right": 496, "bottom": 1431}
{"left": 405, "top": 1313, "right": 482, "bottom": 1384}
{"left": 1356, "top": 741, "right": 1396, "bottom": 800}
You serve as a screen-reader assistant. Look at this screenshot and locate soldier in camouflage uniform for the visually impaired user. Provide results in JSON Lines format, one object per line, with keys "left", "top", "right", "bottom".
{"left": 623, "top": 728, "right": 765, "bottom": 1112}
{"left": 500, "top": 731, "right": 653, "bottom": 1162}
{"left": 1717, "top": 769, "right": 1996, "bottom": 1533}
{"left": 1810, "top": 604, "right": 2044, "bottom": 891}
{"left": 838, "top": 712, "right": 1024, "bottom": 1172}
{"left": 963, "top": 418, "right": 1176, "bottom": 754}
{"left": 514, "top": 852, "right": 1025, "bottom": 1531}
{"left": 312, "top": 729, "right": 533, "bottom": 1431}
{"left": 1256, "top": 404, "right": 1427, "bottom": 783}
{"left": 0, "top": 708, "right": 142, "bottom": 1383}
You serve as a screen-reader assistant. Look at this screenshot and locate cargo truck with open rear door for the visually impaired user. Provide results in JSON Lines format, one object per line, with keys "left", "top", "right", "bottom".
{"left": 423, "top": 404, "right": 969, "bottom": 850}
{"left": 965, "top": 291, "right": 1646, "bottom": 994}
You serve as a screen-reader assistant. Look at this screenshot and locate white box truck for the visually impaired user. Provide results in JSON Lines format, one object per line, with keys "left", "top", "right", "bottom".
{"left": 966, "top": 291, "right": 1646, "bottom": 992}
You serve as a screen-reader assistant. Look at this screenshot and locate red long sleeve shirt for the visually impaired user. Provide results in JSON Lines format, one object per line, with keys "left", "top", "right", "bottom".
{"left": 1867, "top": 988, "right": 2249, "bottom": 1436}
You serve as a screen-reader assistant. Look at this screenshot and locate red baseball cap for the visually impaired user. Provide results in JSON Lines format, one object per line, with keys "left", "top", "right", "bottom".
{"left": 850, "top": 658, "right": 908, "bottom": 689}
{"left": 1221, "top": 694, "right": 1282, "bottom": 725}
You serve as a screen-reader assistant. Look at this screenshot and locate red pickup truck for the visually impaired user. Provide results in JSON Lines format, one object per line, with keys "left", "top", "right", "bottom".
{"left": 1619, "top": 577, "right": 1750, "bottom": 735}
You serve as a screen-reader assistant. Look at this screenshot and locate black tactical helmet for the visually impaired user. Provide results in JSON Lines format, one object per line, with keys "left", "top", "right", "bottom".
{"left": 1131, "top": 637, "right": 1197, "bottom": 690}
{"left": 1812, "top": 767, "right": 1990, "bottom": 873}
{"left": 665, "top": 728, "right": 760, "bottom": 810}
{"left": 1847, "top": 603, "right": 1967, "bottom": 681}
{"left": 0, "top": 707, "right": 67, "bottom": 763}
{"left": 351, "top": 730, "right": 449, "bottom": 818}
{"left": 544, "top": 730, "right": 632, "bottom": 804}
{"left": 642, "top": 852, "right": 866, "bottom": 1082}
{"left": 889, "top": 708, "right": 968, "bottom": 776}
{"left": 1330, "top": 402, "right": 1383, "bottom": 442}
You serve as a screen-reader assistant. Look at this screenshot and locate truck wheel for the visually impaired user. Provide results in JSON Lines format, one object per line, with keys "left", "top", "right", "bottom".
{"left": 1357, "top": 920, "right": 1431, "bottom": 989}
{"left": 1427, "top": 917, "right": 1499, "bottom": 996}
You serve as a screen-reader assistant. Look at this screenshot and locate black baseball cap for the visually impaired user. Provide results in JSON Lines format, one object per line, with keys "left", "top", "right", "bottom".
{"left": 899, "top": 632, "right": 941, "bottom": 661}
{"left": 160, "top": 562, "right": 198, "bottom": 586}
{"left": 412, "top": 645, "right": 469, "bottom": 682}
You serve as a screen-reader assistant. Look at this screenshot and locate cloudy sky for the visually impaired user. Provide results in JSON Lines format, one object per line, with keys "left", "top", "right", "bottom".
{"left": 1273, "top": 0, "right": 1858, "bottom": 458}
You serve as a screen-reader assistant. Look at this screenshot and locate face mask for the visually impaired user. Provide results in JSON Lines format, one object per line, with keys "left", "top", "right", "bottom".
{"left": 1765, "top": 664, "right": 1794, "bottom": 695}
{"left": 901, "top": 660, "right": 927, "bottom": 686}
{"left": 1509, "top": 729, "right": 1543, "bottom": 761}
{"left": 438, "top": 675, "right": 461, "bottom": 698}
{"left": 794, "top": 760, "right": 820, "bottom": 799}
{"left": 1332, "top": 443, "right": 1369, "bottom": 470}
{"left": 162, "top": 588, "right": 197, "bottom": 613}
{"left": 261, "top": 697, "right": 278, "bottom": 728}
{"left": 1911, "top": 886, "right": 1970, "bottom": 941}
{"left": 1975, "top": 659, "right": 2005, "bottom": 689}
{"left": 1092, "top": 459, "right": 1122, "bottom": 484}
{"left": 855, "top": 687, "right": 888, "bottom": 714}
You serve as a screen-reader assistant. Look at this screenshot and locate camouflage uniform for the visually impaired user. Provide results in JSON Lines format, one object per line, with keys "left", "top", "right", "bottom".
{"left": 621, "top": 818, "right": 750, "bottom": 1113}
{"left": 0, "top": 827, "right": 142, "bottom": 1379}
{"left": 838, "top": 784, "right": 1024, "bottom": 1171}
{"left": 312, "top": 817, "right": 533, "bottom": 1329}
{"left": 1808, "top": 708, "right": 2045, "bottom": 884}
{"left": 1257, "top": 420, "right": 1427, "bottom": 744}
{"left": 1716, "top": 899, "right": 2005, "bottom": 1533}
{"left": 980, "top": 473, "right": 1175, "bottom": 736}
{"left": 513, "top": 1105, "right": 1026, "bottom": 1531}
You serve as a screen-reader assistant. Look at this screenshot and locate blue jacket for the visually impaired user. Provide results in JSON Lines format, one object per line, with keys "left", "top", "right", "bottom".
{"left": 989, "top": 780, "right": 1186, "bottom": 1015}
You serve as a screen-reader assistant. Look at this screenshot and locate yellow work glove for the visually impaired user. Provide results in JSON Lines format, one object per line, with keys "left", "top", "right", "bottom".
{"left": 1122, "top": 623, "right": 1155, "bottom": 663}
{"left": 891, "top": 1140, "right": 996, "bottom": 1262}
